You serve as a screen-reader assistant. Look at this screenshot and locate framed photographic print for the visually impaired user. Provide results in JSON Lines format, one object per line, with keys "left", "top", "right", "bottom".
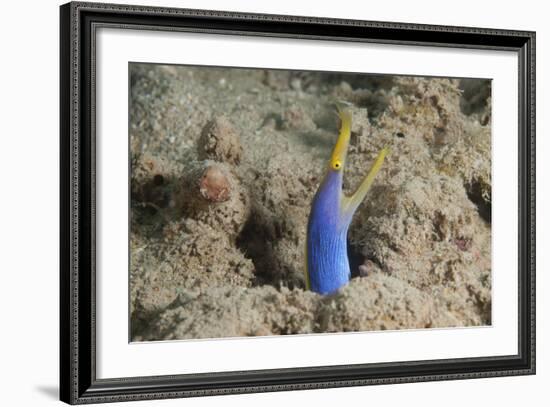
{"left": 60, "top": 1, "right": 536, "bottom": 404}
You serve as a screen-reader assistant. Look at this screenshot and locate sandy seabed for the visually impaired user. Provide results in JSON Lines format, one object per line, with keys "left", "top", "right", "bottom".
{"left": 129, "top": 64, "right": 491, "bottom": 341}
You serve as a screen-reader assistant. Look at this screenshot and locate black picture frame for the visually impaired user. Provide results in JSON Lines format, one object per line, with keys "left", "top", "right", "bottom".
{"left": 60, "top": 1, "right": 536, "bottom": 404}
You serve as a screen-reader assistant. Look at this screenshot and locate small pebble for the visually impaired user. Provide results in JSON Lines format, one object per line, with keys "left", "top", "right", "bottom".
{"left": 198, "top": 165, "right": 231, "bottom": 203}
{"left": 358, "top": 265, "right": 369, "bottom": 277}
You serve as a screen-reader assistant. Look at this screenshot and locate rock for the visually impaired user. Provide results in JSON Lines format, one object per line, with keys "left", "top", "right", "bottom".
{"left": 174, "top": 161, "right": 250, "bottom": 239}
{"left": 198, "top": 116, "right": 243, "bottom": 165}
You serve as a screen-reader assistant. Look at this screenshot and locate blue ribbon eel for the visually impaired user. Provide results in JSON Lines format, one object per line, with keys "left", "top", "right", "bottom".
{"left": 305, "top": 107, "right": 388, "bottom": 295}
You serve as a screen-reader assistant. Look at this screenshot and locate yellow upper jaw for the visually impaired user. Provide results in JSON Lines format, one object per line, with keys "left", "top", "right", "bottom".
{"left": 330, "top": 109, "right": 352, "bottom": 171}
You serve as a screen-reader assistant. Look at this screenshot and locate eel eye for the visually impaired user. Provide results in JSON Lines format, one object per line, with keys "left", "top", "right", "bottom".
{"left": 332, "top": 160, "right": 342, "bottom": 170}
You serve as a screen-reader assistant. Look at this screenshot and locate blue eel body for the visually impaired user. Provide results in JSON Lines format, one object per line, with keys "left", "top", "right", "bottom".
{"left": 307, "top": 170, "right": 352, "bottom": 294}
{"left": 306, "top": 108, "right": 387, "bottom": 295}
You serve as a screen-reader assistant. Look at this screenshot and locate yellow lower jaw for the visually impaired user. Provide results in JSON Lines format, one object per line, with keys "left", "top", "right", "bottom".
{"left": 342, "top": 147, "right": 389, "bottom": 215}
